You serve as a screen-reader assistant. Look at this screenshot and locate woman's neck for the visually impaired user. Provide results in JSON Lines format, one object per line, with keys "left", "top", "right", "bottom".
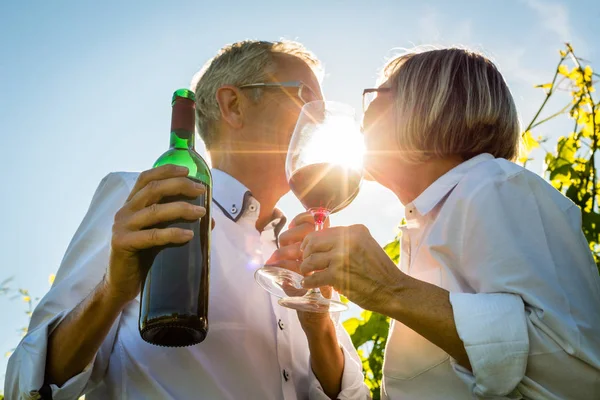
{"left": 388, "top": 156, "right": 464, "bottom": 206}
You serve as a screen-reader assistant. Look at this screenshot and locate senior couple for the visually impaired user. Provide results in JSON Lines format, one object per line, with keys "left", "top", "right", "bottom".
{"left": 6, "top": 40, "right": 600, "bottom": 399}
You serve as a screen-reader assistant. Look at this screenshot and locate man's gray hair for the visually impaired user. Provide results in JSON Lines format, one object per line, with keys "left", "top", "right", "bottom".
{"left": 190, "top": 40, "right": 323, "bottom": 149}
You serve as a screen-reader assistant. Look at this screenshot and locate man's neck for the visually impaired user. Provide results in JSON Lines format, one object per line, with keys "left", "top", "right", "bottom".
{"left": 211, "top": 153, "right": 288, "bottom": 232}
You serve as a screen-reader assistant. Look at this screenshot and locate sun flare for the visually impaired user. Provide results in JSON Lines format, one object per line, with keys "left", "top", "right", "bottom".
{"left": 298, "top": 115, "right": 365, "bottom": 172}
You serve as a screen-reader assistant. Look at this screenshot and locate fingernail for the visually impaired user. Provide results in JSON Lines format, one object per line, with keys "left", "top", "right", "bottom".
{"left": 183, "top": 230, "right": 194, "bottom": 238}
{"left": 194, "top": 205, "right": 205, "bottom": 213}
{"left": 301, "top": 279, "right": 306, "bottom": 287}
{"left": 178, "top": 166, "right": 189, "bottom": 173}
{"left": 194, "top": 182, "right": 205, "bottom": 189}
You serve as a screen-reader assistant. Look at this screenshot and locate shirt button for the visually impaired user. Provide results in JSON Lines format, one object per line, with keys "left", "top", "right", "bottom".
{"left": 282, "top": 369, "right": 290, "bottom": 382}
{"left": 249, "top": 204, "right": 257, "bottom": 212}
{"left": 278, "top": 319, "right": 285, "bottom": 330}
{"left": 230, "top": 205, "right": 238, "bottom": 214}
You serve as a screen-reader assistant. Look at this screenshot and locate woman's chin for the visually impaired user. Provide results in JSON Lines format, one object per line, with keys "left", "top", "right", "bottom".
{"left": 363, "top": 161, "right": 386, "bottom": 184}
{"left": 362, "top": 168, "right": 376, "bottom": 181}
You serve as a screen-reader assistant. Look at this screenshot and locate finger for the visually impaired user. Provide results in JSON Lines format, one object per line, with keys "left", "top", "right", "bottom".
{"left": 119, "top": 227, "right": 194, "bottom": 251}
{"left": 287, "top": 212, "right": 315, "bottom": 229}
{"left": 211, "top": 218, "right": 216, "bottom": 231}
{"left": 270, "top": 259, "right": 302, "bottom": 274}
{"left": 302, "top": 269, "right": 335, "bottom": 289}
{"left": 301, "top": 229, "right": 338, "bottom": 259}
{"left": 266, "top": 243, "right": 302, "bottom": 264}
{"left": 281, "top": 282, "right": 308, "bottom": 297}
{"left": 127, "top": 202, "right": 206, "bottom": 230}
{"left": 300, "top": 251, "right": 332, "bottom": 275}
{"left": 129, "top": 177, "right": 205, "bottom": 211}
{"left": 288, "top": 212, "right": 331, "bottom": 230}
{"left": 319, "top": 285, "right": 333, "bottom": 299}
{"left": 127, "top": 165, "right": 189, "bottom": 202}
{"left": 279, "top": 223, "right": 315, "bottom": 248}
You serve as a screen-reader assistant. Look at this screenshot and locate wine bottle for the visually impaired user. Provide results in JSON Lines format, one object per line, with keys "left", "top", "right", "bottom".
{"left": 139, "top": 89, "right": 212, "bottom": 347}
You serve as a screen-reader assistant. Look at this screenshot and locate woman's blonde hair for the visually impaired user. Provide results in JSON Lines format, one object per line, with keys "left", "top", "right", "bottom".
{"left": 381, "top": 47, "right": 521, "bottom": 162}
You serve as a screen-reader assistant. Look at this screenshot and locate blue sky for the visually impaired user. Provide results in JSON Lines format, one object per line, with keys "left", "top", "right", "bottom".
{"left": 1, "top": 0, "right": 598, "bottom": 386}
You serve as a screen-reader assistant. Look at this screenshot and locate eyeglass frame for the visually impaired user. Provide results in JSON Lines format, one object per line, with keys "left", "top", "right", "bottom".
{"left": 238, "top": 81, "right": 319, "bottom": 105}
{"left": 362, "top": 87, "right": 392, "bottom": 113}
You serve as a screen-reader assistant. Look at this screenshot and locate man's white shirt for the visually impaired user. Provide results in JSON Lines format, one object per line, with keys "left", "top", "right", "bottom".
{"left": 5, "top": 169, "right": 369, "bottom": 400}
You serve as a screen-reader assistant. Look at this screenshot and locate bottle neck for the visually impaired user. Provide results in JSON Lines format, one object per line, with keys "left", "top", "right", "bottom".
{"left": 170, "top": 130, "right": 195, "bottom": 149}
{"left": 169, "top": 96, "right": 196, "bottom": 150}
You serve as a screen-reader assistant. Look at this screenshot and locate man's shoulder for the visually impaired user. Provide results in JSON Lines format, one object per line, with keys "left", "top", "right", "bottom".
{"left": 102, "top": 171, "right": 140, "bottom": 191}
{"left": 86, "top": 172, "right": 140, "bottom": 210}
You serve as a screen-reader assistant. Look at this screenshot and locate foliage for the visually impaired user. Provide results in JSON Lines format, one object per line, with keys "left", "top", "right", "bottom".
{"left": 0, "top": 276, "right": 48, "bottom": 359}
{"left": 523, "top": 43, "right": 600, "bottom": 269}
{"left": 342, "top": 43, "right": 599, "bottom": 399}
{"left": 338, "top": 231, "right": 398, "bottom": 399}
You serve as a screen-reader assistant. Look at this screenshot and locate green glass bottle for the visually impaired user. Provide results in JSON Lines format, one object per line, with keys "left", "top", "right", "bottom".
{"left": 139, "top": 89, "right": 212, "bottom": 347}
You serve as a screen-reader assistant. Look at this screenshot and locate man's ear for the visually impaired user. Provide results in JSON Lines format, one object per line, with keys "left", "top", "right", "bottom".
{"left": 215, "top": 85, "right": 244, "bottom": 129}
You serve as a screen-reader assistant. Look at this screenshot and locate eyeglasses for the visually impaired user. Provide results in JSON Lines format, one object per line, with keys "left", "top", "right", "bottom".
{"left": 239, "top": 81, "right": 319, "bottom": 105}
{"left": 362, "top": 87, "right": 392, "bottom": 113}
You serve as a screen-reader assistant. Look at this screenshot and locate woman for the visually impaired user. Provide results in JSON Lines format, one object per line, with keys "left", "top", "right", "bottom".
{"left": 272, "top": 48, "right": 600, "bottom": 399}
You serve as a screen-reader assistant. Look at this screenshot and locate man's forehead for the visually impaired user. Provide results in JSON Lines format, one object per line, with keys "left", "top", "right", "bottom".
{"left": 271, "top": 54, "right": 321, "bottom": 87}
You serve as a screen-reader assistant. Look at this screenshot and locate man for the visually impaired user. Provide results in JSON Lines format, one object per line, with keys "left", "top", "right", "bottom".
{"left": 5, "top": 40, "right": 368, "bottom": 400}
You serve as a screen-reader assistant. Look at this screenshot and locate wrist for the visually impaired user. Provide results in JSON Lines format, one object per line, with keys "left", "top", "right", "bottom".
{"left": 302, "top": 314, "right": 336, "bottom": 342}
{"left": 373, "top": 272, "right": 414, "bottom": 319}
{"left": 101, "top": 275, "right": 132, "bottom": 311}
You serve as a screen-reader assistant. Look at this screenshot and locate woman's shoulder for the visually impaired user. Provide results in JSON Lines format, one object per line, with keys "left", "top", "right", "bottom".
{"left": 454, "top": 158, "right": 576, "bottom": 212}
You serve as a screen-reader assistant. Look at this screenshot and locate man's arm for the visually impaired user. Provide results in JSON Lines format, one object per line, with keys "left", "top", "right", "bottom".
{"left": 4, "top": 166, "right": 208, "bottom": 400}
{"left": 45, "top": 164, "right": 207, "bottom": 387}
{"left": 45, "top": 279, "right": 126, "bottom": 386}
{"left": 300, "top": 315, "right": 345, "bottom": 399}
{"left": 4, "top": 173, "right": 132, "bottom": 399}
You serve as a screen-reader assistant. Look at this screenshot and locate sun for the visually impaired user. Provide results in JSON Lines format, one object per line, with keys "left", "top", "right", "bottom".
{"left": 296, "top": 114, "right": 366, "bottom": 172}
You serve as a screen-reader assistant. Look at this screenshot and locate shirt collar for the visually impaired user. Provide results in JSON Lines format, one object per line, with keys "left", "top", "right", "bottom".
{"left": 211, "top": 169, "right": 287, "bottom": 239}
{"left": 411, "top": 153, "right": 495, "bottom": 216}
{"left": 211, "top": 169, "right": 252, "bottom": 222}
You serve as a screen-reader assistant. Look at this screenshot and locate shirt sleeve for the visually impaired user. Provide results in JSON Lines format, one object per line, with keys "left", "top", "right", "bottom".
{"left": 4, "top": 173, "right": 133, "bottom": 400}
{"left": 447, "top": 172, "right": 600, "bottom": 398}
{"left": 307, "top": 298, "right": 371, "bottom": 400}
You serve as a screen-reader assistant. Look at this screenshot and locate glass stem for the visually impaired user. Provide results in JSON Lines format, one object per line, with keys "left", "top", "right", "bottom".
{"left": 306, "top": 208, "right": 330, "bottom": 297}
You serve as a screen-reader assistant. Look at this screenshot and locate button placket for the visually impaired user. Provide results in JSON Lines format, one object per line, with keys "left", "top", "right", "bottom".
{"left": 262, "top": 236, "right": 296, "bottom": 399}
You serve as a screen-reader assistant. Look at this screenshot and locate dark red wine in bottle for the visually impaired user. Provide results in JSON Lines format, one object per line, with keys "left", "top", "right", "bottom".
{"left": 288, "top": 163, "right": 361, "bottom": 214}
{"left": 139, "top": 89, "right": 212, "bottom": 347}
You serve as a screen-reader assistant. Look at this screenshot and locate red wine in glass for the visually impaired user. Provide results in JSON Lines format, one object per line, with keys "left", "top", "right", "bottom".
{"left": 288, "top": 163, "right": 362, "bottom": 214}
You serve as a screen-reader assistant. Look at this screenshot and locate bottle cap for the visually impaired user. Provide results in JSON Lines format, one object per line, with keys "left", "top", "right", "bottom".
{"left": 172, "top": 89, "right": 195, "bottom": 105}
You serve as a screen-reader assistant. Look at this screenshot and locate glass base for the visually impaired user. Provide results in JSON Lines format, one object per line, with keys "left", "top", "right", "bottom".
{"left": 278, "top": 291, "right": 348, "bottom": 313}
{"left": 254, "top": 265, "right": 348, "bottom": 313}
{"left": 255, "top": 265, "right": 307, "bottom": 298}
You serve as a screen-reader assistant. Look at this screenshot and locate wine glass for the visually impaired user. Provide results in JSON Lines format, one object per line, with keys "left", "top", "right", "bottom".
{"left": 255, "top": 101, "right": 364, "bottom": 312}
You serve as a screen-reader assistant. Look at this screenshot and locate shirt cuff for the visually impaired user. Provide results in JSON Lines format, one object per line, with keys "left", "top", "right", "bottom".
{"left": 449, "top": 292, "right": 529, "bottom": 397}
{"left": 308, "top": 343, "right": 369, "bottom": 400}
{"left": 15, "top": 311, "right": 96, "bottom": 400}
